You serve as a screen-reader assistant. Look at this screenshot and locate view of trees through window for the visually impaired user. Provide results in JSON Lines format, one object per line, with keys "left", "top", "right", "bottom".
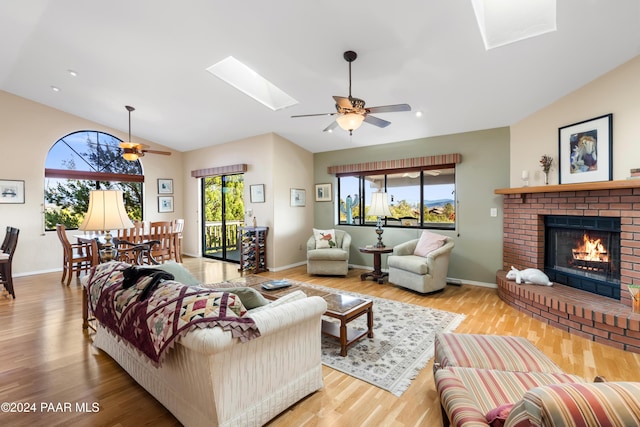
{"left": 338, "top": 167, "right": 456, "bottom": 229}
{"left": 44, "top": 131, "right": 143, "bottom": 231}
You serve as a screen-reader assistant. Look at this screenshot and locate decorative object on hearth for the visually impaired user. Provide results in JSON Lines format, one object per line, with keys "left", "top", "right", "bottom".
{"left": 558, "top": 114, "right": 612, "bottom": 184}
{"left": 369, "top": 191, "right": 392, "bottom": 248}
{"left": 506, "top": 266, "right": 553, "bottom": 286}
{"left": 79, "top": 190, "right": 134, "bottom": 261}
{"left": 540, "top": 154, "right": 553, "bottom": 184}
{"left": 521, "top": 170, "right": 530, "bottom": 187}
{"left": 291, "top": 51, "right": 411, "bottom": 135}
{"left": 628, "top": 285, "right": 640, "bottom": 313}
{"left": 120, "top": 105, "right": 171, "bottom": 161}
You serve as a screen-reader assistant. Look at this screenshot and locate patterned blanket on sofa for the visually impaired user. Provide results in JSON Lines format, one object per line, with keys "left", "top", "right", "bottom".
{"left": 85, "top": 261, "right": 260, "bottom": 365}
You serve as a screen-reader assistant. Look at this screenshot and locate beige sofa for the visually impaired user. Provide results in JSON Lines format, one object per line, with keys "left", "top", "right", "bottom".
{"left": 84, "top": 267, "right": 328, "bottom": 427}
{"left": 387, "top": 236, "right": 454, "bottom": 293}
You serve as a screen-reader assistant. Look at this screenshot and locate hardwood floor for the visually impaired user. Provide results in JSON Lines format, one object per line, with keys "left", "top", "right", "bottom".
{"left": 1, "top": 257, "right": 640, "bottom": 427}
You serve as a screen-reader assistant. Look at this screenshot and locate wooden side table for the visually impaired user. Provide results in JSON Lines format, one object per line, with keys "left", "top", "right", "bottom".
{"left": 359, "top": 246, "right": 393, "bottom": 284}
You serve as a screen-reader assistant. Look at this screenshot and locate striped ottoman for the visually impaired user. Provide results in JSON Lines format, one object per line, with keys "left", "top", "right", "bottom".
{"left": 434, "top": 333, "right": 563, "bottom": 374}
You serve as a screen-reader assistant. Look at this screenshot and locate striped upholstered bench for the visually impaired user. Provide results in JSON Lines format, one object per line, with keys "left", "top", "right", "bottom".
{"left": 434, "top": 333, "right": 563, "bottom": 373}
{"left": 434, "top": 333, "right": 640, "bottom": 427}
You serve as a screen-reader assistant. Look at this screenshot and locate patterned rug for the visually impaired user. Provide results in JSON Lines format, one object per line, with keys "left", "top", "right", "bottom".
{"left": 224, "top": 277, "right": 465, "bottom": 397}
{"left": 313, "top": 284, "right": 465, "bottom": 397}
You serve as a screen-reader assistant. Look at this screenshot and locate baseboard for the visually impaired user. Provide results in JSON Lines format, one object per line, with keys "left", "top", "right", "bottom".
{"left": 447, "top": 277, "right": 497, "bottom": 288}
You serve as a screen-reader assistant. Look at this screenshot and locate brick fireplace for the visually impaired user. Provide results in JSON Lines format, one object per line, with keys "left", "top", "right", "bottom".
{"left": 496, "top": 181, "right": 640, "bottom": 353}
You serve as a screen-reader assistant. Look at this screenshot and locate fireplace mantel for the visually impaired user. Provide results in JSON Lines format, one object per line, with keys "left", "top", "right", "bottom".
{"left": 495, "top": 179, "right": 640, "bottom": 195}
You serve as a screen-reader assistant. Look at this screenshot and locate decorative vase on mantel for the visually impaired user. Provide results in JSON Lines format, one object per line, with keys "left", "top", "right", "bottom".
{"left": 543, "top": 171, "right": 549, "bottom": 185}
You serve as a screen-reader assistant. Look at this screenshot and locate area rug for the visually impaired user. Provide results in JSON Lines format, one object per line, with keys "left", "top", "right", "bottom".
{"left": 220, "top": 277, "right": 466, "bottom": 397}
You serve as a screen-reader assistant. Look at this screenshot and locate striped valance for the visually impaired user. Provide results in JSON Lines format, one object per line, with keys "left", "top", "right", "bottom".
{"left": 191, "top": 163, "right": 248, "bottom": 178}
{"left": 327, "top": 153, "right": 461, "bottom": 175}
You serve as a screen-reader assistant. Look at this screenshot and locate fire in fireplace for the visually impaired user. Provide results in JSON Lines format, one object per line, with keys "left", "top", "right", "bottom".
{"left": 545, "top": 216, "right": 621, "bottom": 299}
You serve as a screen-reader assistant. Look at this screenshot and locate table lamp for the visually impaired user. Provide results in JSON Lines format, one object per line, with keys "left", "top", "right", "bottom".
{"left": 369, "top": 191, "right": 392, "bottom": 248}
{"left": 79, "top": 190, "right": 134, "bottom": 261}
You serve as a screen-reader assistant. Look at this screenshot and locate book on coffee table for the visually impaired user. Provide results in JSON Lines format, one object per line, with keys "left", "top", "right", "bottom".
{"left": 261, "top": 280, "right": 292, "bottom": 290}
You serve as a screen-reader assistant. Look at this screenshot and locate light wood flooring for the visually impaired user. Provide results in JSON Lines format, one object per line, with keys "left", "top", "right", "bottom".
{"left": 1, "top": 257, "right": 640, "bottom": 427}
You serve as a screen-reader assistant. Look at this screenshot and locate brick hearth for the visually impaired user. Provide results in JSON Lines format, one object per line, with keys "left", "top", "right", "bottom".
{"left": 496, "top": 183, "right": 640, "bottom": 353}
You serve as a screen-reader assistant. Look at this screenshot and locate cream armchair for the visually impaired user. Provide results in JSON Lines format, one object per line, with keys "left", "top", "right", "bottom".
{"left": 306, "top": 229, "right": 351, "bottom": 276}
{"left": 387, "top": 236, "right": 454, "bottom": 293}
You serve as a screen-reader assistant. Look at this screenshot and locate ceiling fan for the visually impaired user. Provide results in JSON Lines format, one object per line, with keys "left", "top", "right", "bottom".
{"left": 120, "top": 106, "right": 171, "bottom": 161}
{"left": 291, "top": 51, "right": 411, "bottom": 135}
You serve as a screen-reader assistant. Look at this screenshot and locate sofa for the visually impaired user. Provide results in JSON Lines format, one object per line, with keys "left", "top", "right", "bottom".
{"left": 434, "top": 333, "right": 640, "bottom": 427}
{"left": 83, "top": 261, "right": 328, "bottom": 427}
{"left": 306, "top": 229, "right": 351, "bottom": 276}
{"left": 387, "top": 233, "right": 454, "bottom": 293}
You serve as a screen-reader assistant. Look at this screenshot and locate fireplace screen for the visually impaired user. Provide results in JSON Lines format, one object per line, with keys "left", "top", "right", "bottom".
{"left": 545, "top": 216, "right": 620, "bottom": 299}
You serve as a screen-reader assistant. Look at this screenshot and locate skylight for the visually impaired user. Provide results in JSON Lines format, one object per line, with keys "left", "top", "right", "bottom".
{"left": 472, "top": 0, "right": 557, "bottom": 50}
{"left": 206, "top": 56, "right": 298, "bottom": 111}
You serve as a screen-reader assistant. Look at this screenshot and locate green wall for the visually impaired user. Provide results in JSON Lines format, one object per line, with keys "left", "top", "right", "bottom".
{"left": 313, "top": 127, "right": 510, "bottom": 284}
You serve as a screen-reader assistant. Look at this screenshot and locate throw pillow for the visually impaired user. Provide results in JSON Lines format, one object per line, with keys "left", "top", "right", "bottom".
{"left": 219, "top": 287, "right": 269, "bottom": 309}
{"left": 313, "top": 228, "right": 337, "bottom": 249}
{"left": 485, "top": 403, "right": 514, "bottom": 427}
{"left": 142, "top": 261, "right": 200, "bottom": 286}
{"left": 413, "top": 230, "right": 447, "bottom": 257}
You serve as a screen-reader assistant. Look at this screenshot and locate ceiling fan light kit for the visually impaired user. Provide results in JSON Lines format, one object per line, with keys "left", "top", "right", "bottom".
{"left": 119, "top": 105, "right": 171, "bottom": 161}
{"left": 291, "top": 50, "right": 411, "bottom": 135}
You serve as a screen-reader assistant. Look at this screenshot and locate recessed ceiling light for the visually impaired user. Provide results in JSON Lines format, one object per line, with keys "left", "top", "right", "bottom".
{"left": 206, "top": 56, "right": 298, "bottom": 111}
{"left": 51, "top": 86, "right": 60, "bottom": 92}
{"left": 67, "top": 69, "right": 77, "bottom": 77}
{"left": 472, "top": 0, "right": 557, "bottom": 50}
{"left": 415, "top": 111, "right": 423, "bottom": 118}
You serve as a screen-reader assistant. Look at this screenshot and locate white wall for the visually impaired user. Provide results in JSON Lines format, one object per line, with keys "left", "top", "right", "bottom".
{"left": 181, "top": 133, "right": 314, "bottom": 271}
{"left": 511, "top": 55, "right": 640, "bottom": 186}
{"left": 0, "top": 90, "right": 183, "bottom": 276}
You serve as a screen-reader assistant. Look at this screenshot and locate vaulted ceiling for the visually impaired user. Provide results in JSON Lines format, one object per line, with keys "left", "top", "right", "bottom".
{"left": 1, "top": 1, "right": 639, "bottom": 153}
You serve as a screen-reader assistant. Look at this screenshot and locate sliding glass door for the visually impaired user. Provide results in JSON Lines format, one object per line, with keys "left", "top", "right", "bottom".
{"left": 201, "top": 174, "right": 244, "bottom": 262}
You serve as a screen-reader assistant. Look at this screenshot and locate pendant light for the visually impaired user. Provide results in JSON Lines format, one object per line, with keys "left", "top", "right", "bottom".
{"left": 120, "top": 105, "right": 139, "bottom": 161}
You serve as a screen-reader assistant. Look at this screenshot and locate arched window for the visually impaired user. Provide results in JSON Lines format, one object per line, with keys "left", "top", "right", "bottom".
{"left": 44, "top": 130, "right": 144, "bottom": 231}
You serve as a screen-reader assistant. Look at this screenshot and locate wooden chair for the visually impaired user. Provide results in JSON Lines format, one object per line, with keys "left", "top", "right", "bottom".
{"left": 112, "top": 238, "right": 159, "bottom": 266}
{"left": 171, "top": 218, "right": 184, "bottom": 262}
{"left": 0, "top": 227, "right": 19, "bottom": 298}
{"left": 117, "top": 220, "right": 145, "bottom": 244}
{"left": 148, "top": 221, "right": 174, "bottom": 263}
{"left": 56, "top": 224, "right": 99, "bottom": 286}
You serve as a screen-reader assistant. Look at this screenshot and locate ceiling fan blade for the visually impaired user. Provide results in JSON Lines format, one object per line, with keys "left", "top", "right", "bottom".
{"left": 364, "top": 115, "right": 391, "bottom": 128}
{"left": 366, "top": 104, "right": 411, "bottom": 114}
{"left": 142, "top": 149, "right": 172, "bottom": 156}
{"left": 322, "top": 120, "right": 339, "bottom": 132}
{"left": 291, "top": 112, "right": 338, "bottom": 118}
{"left": 333, "top": 96, "right": 353, "bottom": 109}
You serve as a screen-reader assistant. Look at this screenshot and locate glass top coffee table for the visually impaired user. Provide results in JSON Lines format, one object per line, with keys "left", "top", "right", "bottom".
{"left": 232, "top": 276, "right": 374, "bottom": 356}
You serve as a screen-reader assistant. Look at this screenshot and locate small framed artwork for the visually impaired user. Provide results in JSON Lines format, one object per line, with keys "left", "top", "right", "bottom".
{"left": 290, "top": 188, "right": 306, "bottom": 207}
{"left": 158, "top": 178, "right": 173, "bottom": 194}
{"left": 315, "top": 183, "right": 332, "bottom": 202}
{"left": 0, "top": 180, "right": 25, "bottom": 204}
{"left": 158, "top": 196, "right": 174, "bottom": 213}
{"left": 250, "top": 184, "right": 265, "bottom": 203}
{"left": 558, "top": 114, "right": 612, "bottom": 184}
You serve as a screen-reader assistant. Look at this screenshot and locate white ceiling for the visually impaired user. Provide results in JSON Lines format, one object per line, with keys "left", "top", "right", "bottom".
{"left": 1, "top": 1, "right": 639, "bottom": 154}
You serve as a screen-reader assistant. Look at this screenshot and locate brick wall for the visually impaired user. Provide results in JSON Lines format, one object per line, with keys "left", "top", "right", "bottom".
{"left": 498, "top": 187, "right": 640, "bottom": 353}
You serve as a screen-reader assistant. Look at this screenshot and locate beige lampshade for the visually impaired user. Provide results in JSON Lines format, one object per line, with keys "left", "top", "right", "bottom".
{"left": 369, "top": 192, "right": 392, "bottom": 217}
{"left": 336, "top": 113, "right": 365, "bottom": 132}
{"left": 79, "top": 190, "right": 134, "bottom": 232}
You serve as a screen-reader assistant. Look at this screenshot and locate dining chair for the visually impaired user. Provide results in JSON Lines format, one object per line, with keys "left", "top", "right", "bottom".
{"left": 117, "top": 220, "right": 145, "bottom": 244}
{"left": 56, "top": 224, "right": 99, "bottom": 286}
{"left": 0, "top": 227, "right": 19, "bottom": 298}
{"left": 112, "top": 238, "right": 160, "bottom": 265}
{"left": 148, "top": 221, "right": 174, "bottom": 263}
{"left": 171, "top": 218, "right": 184, "bottom": 262}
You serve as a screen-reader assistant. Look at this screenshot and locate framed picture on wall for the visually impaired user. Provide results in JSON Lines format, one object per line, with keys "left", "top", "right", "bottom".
{"left": 558, "top": 114, "right": 612, "bottom": 184}
{"left": 290, "top": 188, "right": 306, "bottom": 207}
{"left": 158, "top": 178, "right": 173, "bottom": 194}
{"left": 0, "top": 180, "right": 25, "bottom": 204}
{"left": 315, "top": 183, "right": 332, "bottom": 202}
{"left": 158, "top": 196, "right": 174, "bottom": 213}
{"left": 250, "top": 184, "right": 265, "bottom": 203}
